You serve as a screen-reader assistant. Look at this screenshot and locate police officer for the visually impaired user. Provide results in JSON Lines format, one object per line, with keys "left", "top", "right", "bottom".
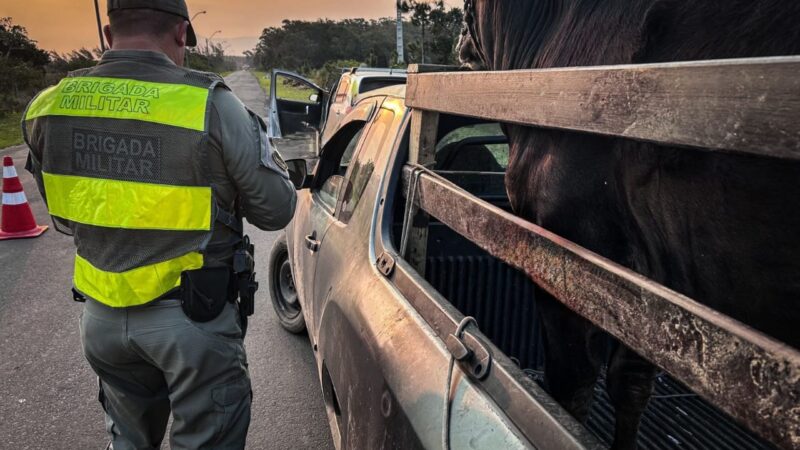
{"left": 22, "top": 1, "right": 297, "bottom": 448}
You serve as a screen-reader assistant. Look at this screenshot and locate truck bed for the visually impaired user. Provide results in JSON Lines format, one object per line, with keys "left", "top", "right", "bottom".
{"left": 423, "top": 220, "right": 775, "bottom": 450}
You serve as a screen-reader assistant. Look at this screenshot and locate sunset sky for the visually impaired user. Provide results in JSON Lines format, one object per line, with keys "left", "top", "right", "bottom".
{"left": 2, "top": 0, "right": 462, "bottom": 55}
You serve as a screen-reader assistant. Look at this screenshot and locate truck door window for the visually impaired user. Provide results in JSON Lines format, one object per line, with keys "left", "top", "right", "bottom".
{"left": 435, "top": 123, "right": 508, "bottom": 172}
{"left": 339, "top": 128, "right": 363, "bottom": 174}
{"left": 315, "top": 124, "right": 366, "bottom": 214}
{"left": 317, "top": 175, "right": 345, "bottom": 213}
{"left": 340, "top": 107, "right": 396, "bottom": 223}
{"left": 275, "top": 74, "right": 320, "bottom": 104}
{"left": 359, "top": 78, "right": 405, "bottom": 94}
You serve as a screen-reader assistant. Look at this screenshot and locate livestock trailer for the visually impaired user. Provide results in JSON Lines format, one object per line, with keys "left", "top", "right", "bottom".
{"left": 395, "top": 58, "right": 799, "bottom": 449}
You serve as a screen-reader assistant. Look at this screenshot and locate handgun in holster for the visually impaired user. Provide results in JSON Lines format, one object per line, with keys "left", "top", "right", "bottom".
{"left": 234, "top": 235, "right": 258, "bottom": 332}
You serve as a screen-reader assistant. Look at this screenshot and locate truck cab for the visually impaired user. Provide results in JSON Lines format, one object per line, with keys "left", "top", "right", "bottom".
{"left": 268, "top": 68, "right": 406, "bottom": 163}
{"left": 322, "top": 68, "right": 406, "bottom": 146}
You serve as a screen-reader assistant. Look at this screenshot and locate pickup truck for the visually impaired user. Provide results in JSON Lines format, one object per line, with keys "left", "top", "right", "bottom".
{"left": 265, "top": 68, "right": 782, "bottom": 449}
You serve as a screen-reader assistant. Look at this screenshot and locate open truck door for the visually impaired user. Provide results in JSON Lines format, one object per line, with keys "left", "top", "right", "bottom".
{"left": 268, "top": 70, "right": 326, "bottom": 161}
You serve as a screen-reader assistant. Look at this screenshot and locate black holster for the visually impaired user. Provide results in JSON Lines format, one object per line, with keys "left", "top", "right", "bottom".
{"left": 234, "top": 235, "right": 258, "bottom": 336}
{"left": 180, "top": 267, "right": 236, "bottom": 323}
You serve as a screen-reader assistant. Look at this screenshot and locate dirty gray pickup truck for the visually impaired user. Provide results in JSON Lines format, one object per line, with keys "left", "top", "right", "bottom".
{"left": 265, "top": 72, "right": 777, "bottom": 450}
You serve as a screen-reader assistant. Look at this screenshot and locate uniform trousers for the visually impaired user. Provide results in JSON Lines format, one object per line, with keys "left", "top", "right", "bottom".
{"left": 80, "top": 297, "right": 251, "bottom": 450}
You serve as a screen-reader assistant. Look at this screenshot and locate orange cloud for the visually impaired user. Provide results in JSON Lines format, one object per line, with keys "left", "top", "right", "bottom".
{"left": 1, "top": 0, "right": 462, "bottom": 55}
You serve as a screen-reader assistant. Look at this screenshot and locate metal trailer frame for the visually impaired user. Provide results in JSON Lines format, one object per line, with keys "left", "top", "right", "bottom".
{"left": 399, "top": 57, "right": 800, "bottom": 449}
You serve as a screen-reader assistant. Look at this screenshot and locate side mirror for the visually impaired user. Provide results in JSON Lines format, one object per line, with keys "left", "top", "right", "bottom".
{"left": 309, "top": 93, "right": 320, "bottom": 103}
{"left": 286, "top": 158, "right": 311, "bottom": 190}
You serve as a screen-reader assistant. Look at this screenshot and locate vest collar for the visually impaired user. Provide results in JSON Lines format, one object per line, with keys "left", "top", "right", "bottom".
{"left": 100, "top": 50, "right": 176, "bottom": 67}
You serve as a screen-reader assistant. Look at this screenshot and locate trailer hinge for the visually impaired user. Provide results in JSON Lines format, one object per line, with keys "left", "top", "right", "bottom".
{"left": 376, "top": 252, "right": 396, "bottom": 277}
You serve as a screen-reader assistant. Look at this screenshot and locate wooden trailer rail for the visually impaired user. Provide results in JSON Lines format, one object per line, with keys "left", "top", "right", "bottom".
{"left": 401, "top": 57, "right": 800, "bottom": 449}
{"left": 407, "top": 57, "right": 800, "bottom": 159}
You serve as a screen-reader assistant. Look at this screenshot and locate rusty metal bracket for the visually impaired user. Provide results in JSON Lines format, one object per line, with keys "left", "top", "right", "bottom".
{"left": 462, "top": 333, "right": 492, "bottom": 380}
{"left": 446, "top": 317, "right": 493, "bottom": 379}
{"left": 446, "top": 317, "right": 476, "bottom": 362}
{"left": 445, "top": 334, "right": 471, "bottom": 361}
{"left": 376, "top": 251, "right": 396, "bottom": 277}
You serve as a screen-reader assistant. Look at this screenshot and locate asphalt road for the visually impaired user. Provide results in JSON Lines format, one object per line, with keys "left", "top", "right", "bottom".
{"left": 0, "top": 70, "right": 333, "bottom": 449}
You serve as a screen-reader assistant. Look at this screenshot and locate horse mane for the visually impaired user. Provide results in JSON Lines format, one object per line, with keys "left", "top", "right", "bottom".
{"left": 469, "top": 0, "right": 663, "bottom": 71}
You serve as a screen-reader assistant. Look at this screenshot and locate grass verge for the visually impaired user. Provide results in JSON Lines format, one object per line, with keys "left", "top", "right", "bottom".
{"left": 0, "top": 112, "right": 24, "bottom": 149}
{"left": 253, "top": 70, "right": 271, "bottom": 94}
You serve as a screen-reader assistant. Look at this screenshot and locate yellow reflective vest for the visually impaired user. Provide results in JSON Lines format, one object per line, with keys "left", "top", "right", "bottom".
{"left": 24, "top": 68, "right": 227, "bottom": 308}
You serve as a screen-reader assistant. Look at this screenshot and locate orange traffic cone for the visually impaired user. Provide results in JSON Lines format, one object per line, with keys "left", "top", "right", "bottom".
{"left": 0, "top": 156, "right": 48, "bottom": 240}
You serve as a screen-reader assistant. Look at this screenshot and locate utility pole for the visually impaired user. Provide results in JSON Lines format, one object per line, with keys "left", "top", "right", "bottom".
{"left": 93, "top": 0, "right": 106, "bottom": 52}
{"left": 207, "top": 30, "right": 222, "bottom": 55}
{"left": 396, "top": 1, "right": 405, "bottom": 65}
{"left": 186, "top": 11, "right": 206, "bottom": 69}
{"left": 420, "top": 20, "right": 425, "bottom": 64}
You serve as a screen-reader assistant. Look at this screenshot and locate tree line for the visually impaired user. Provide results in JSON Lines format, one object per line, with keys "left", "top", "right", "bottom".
{"left": 0, "top": 17, "right": 235, "bottom": 117}
{"left": 251, "top": 2, "right": 464, "bottom": 88}
{"left": 2, "top": 0, "right": 465, "bottom": 116}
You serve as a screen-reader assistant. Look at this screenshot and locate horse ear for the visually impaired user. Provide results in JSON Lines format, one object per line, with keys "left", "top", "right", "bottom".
{"left": 457, "top": 24, "right": 485, "bottom": 70}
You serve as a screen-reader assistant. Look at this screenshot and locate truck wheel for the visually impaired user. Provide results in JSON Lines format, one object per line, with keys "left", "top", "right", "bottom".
{"left": 268, "top": 234, "right": 306, "bottom": 334}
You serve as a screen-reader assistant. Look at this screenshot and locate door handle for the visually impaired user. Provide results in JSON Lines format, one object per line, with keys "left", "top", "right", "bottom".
{"left": 305, "top": 234, "right": 320, "bottom": 252}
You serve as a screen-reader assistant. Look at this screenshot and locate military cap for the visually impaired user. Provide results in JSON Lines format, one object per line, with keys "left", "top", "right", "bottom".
{"left": 108, "top": 0, "right": 198, "bottom": 46}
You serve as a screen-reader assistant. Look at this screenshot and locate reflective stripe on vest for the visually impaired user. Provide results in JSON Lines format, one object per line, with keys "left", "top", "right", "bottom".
{"left": 42, "top": 172, "right": 211, "bottom": 231}
{"left": 74, "top": 252, "right": 203, "bottom": 307}
{"left": 25, "top": 77, "right": 209, "bottom": 131}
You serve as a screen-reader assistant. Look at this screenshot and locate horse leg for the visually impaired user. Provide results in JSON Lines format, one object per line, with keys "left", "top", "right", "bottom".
{"left": 606, "top": 343, "right": 657, "bottom": 450}
{"left": 538, "top": 290, "right": 603, "bottom": 422}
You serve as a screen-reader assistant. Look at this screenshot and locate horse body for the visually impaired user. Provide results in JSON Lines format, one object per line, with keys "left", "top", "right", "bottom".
{"left": 460, "top": 1, "right": 800, "bottom": 448}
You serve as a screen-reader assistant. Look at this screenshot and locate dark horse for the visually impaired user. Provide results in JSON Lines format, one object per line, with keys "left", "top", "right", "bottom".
{"left": 458, "top": 1, "right": 800, "bottom": 448}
